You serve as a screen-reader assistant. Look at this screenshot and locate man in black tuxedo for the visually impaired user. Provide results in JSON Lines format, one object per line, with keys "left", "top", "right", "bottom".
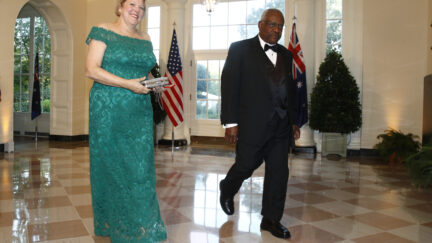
{"left": 219, "top": 9, "right": 300, "bottom": 239}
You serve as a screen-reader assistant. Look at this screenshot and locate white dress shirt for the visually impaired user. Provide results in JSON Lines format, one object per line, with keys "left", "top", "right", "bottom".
{"left": 258, "top": 35, "right": 277, "bottom": 66}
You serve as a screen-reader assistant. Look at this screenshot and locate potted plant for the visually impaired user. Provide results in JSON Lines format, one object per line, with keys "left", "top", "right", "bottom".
{"left": 405, "top": 141, "right": 432, "bottom": 188}
{"left": 374, "top": 129, "right": 421, "bottom": 166}
{"left": 309, "top": 49, "right": 362, "bottom": 157}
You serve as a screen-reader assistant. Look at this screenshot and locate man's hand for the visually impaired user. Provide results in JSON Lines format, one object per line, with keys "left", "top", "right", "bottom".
{"left": 293, "top": 125, "right": 300, "bottom": 140}
{"left": 225, "top": 126, "right": 238, "bottom": 144}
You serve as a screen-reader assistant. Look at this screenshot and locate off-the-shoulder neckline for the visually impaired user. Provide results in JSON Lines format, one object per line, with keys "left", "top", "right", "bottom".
{"left": 92, "top": 26, "right": 151, "bottom": 43}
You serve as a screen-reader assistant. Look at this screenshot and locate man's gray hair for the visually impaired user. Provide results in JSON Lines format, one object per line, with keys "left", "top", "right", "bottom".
{"left": 260, "top": 8, "right": 284, "bottom": 22}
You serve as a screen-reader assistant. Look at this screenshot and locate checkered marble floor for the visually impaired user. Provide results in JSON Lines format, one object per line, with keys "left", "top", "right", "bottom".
{"left": 1, "top": 138, "right": 432, "bottom": 243}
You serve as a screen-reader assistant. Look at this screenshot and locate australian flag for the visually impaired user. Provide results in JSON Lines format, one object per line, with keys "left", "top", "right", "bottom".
{"left": 288, "top": 22, "right": 308, "bottom": 128}
{"left": 31, "top": 52, "right": 41, "bottom": 120}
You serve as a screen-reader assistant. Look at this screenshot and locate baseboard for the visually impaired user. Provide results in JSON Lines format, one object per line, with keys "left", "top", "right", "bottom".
{"left": 24, "top": 131, "right": 50, "bottom": 137}
{"left": 49, "top": 135, "right": 89, "bottom": 141}
{"left": 347, "top": 148, "right": 379, "bottom": 157}
{"left": 293, "top": 146, "right": 316, "bottom": 154}
{"left": 158, "top": 139, "right": 187, "bottom": 147}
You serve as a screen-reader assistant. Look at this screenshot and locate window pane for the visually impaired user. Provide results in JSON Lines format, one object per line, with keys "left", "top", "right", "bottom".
{"left": 210, "top": 26, "right": 228, "bottom": 49}
{"left": 220, "top": 60, "right": 225, "bottom": 70}
{"left": 22, "top": 75, "right": 29, "bottom": 93}
{"left": 21, "top": 55, "right": 29, "bottom": 73}
{"left": 326, "top": 20, "right": 342, "bottom": 47}
{"left": 208, "top": 100, "right": 219, "bottom": 119}
{"left": 228, "top": 1, "right": 247, "bottom": 25}
{"left": 193, "top": 4, "right": 210, "bottom": 27}
{"left": 266, "top": 0, "right": 285, "bottom": 10}
{"left": 208, "top": 60, "right": 220, "bottom": 80}
{"left": 211, "top": 2, "right": 228, "bottom": 26}
{"left": 14, "top": 55, "right": 21, "bottom": 73}
{"left": 41, "top": 75, "right": 50, "bottom": 97}
{"left": 39, "top": 55, "right": 51, "bottom": 74}
{"left": 197, "top": 61, "right": 207, "bottom": 79}
{"left": 326, "top": 0, "right": 342, "bottom": 19}
{"left": 153, "top": 50, "right": 159, "bottom": 62}
{"left": 148, "top": 29, "right": 160, "bottom": 49}
{"left": 246, "top": 25, "right": 258, "bottom": 39}
{"left": 279, "top": 31, "right": 285, "bottom": 45}
{"left": 247, "top": 0, "right": 265, "bottom": 25}
{"left": 196, "top": 100, "right": 207, "bottom": 119}
{"left": 195, "top": 59, "right": 223, "bottom": 120}
{"left": 228, "top": 25, "right": 245, "bottom": 45}
{"left": 147, "top": 6, "right": 160, "bottom": 28}
{"left": 41, "top": 76, "right": 50, "bottom": 113}
{"left": 208, "top": 80, "right": 219, "bottom": 97}
{"left": 192, "top": 1, "right": 285, "bottom": 50}
{"left": 193, "top": 27, "right": 210, "bottom": 50}
{"left": 21, "top": 92, "right": 29, "bottom": 112}
{"left": 197, "top": 80, "right": 207, "bottom": 99}
{"left": 14, "top": 95, "right": 20, "bottom": 112}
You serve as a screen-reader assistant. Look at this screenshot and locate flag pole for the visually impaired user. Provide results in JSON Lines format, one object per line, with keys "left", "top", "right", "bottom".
{"left": 35, "top": 117, "right": 38, "bottom": 142}
{"left": 171, "top": 21, "right": 176, "bottom": 161}
{"left": 171, "top": 126, "right": 174, "bottom": 161}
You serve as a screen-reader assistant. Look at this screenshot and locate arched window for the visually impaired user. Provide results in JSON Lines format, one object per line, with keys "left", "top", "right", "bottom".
{"left": 326, "top": 0, "right": 342, "bottom": 53}
{"left": 14, "top": 4, "right": 51, "bottom": 113}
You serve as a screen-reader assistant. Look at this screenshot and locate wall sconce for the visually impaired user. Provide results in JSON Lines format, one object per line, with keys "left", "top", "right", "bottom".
{"left": 203, "top": 0, "right": 216, "bottom": 14}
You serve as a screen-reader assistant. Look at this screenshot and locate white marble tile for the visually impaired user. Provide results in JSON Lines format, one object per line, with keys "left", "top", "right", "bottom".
{"left": 58, "top": 178, "right": 91, "bottom": 187}
{"left": 23, "top": 187, "right": 68, "bottom": 199}
{"left": 390, "top": 225, "right": 432, "bottom": 243}
{"left": 313, "top": 201, "right": 372, "bottom": 216}
{"left": 68, "top": 194, "right": 92, "bottom": 206}
{"left": 379, "top": 207, "right": 432, "bottom": 224}
{"left": 27, "top": 206, "right": 80, "bottom": 224}
{"left": 165, "top": 222, "right": 215, "bottom": 243}
{"left": 44, "top": 236, "right": 94, "bottom": 243}
{"left": 311, "top": 217, "right": 383, "bottom": 239}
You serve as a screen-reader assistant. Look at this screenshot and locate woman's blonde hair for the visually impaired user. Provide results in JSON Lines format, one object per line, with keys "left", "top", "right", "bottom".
{"left": 115, "top": 0, "right": 146, "bottom": 17}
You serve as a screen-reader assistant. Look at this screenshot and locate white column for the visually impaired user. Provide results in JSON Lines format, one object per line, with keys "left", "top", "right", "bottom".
{"left": 160, "top": 0, "right": 188, "bottom": 144}
{"left": 5, "top": 141, "right": 14, "bottom": 153}
{"left": 343, "top": 0, "right": 363, "bottom": 150}
{"left": 312, "top": 0, "right": 326, "bottom": 152}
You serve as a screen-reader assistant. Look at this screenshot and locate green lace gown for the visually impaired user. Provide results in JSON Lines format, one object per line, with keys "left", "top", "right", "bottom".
{"left": 86, "top": 27, "right": 167, "bottom": 243}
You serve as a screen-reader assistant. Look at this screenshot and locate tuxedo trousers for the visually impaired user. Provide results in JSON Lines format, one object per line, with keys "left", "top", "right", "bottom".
{"left": 220, "top": 113, "right": 290, "bottom": 221}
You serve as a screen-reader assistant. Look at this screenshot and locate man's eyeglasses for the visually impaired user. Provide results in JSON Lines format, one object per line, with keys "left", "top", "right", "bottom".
{"left": 263, "top": 21, "right": 284, "bottom": 30}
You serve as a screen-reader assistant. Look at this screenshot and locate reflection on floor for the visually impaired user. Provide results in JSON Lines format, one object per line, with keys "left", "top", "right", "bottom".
{"left": 1, "top": 137, "right": 432, "bottom": 243}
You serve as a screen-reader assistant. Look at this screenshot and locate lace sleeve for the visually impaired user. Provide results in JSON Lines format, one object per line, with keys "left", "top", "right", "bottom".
{"left": 86, "top": 26, "right": 110, "bottom": 45}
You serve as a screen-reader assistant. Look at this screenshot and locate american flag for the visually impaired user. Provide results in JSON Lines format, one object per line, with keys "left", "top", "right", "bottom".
{"left": 288, "top": 21, "right": 308, "bottom": 128}
{"left": 161, "top": 29, "right": 184, "bottom": 127}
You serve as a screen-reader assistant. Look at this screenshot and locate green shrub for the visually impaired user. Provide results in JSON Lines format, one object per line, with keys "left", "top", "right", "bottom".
{"left": 309, "top": 49, "right": 361, "bottom": 134}
{"left": 42, "top": 99, "right": 50, "bottom": 112}
{"left": 405, "top": 142, "right": 432, "bottom": 188}
{"left": 374, "top": 129, "right": 421, "bottom": 164}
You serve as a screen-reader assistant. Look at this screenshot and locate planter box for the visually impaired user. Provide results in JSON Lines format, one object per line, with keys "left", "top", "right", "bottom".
{"left": 322, "top": 132, "right": 347, "bottom": 157}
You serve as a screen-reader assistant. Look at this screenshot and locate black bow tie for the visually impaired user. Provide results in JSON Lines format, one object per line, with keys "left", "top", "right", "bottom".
{"left": 264, "top": 44, "right": 279, "bottom": 53}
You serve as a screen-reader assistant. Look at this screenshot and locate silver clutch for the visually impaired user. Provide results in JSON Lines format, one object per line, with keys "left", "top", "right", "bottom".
{"left": 140, "top": 77, "right": 169, "bottom": 88}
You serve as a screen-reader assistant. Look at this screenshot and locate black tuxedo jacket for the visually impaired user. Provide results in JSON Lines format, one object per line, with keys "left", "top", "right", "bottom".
{"left": 220, "top": 35, "right": 298, "bottom": 144}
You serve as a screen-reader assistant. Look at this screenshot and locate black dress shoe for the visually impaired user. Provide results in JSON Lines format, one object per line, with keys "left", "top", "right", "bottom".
{"left": 219, "top": 182, "right": 234, "bottom": 215}
{"left": 260, "top": 217, "right": 291, "bottom": 239}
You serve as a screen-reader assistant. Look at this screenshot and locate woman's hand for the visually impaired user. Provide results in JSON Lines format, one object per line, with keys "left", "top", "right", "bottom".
{"left": 127, "top": 76, "right": 151, "bottom": 94}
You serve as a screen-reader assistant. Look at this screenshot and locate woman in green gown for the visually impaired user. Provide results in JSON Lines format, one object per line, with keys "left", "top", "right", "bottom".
{"left": 85, "top": 0, "right": 167, "bottom": 242}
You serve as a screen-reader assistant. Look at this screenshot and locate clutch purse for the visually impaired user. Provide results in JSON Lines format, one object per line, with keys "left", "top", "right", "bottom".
{"left": 140, "top": 77, "right": 170, "bottom": 88}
